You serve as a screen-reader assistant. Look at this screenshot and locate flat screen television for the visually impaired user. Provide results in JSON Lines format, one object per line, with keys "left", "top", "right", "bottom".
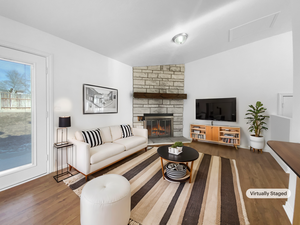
{"left": 196, "top": 98, "right": 236, "bottom": 122}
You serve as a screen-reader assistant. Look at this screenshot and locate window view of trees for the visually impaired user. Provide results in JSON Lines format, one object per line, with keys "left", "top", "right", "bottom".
{"left": 0, "top": 59, "right": 32, "bottom": 172}
{"left": 0, "top": 69, "right": 31, "bottom": 94}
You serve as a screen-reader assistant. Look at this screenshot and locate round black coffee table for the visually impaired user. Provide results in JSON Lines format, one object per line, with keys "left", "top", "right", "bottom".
{"left": 157, "top": 145, "right": 199, "bottom": 183}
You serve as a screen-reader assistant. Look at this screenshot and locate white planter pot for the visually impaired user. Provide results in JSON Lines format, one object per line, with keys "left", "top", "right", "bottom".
{"left": 250, "top": 135, "right": 265, "bottom": 150}
{"left": 168, "top": 147, "right": 177, "bottom": 153}
{"left": 177, "top": 147, "right": 183, "bottom": 152}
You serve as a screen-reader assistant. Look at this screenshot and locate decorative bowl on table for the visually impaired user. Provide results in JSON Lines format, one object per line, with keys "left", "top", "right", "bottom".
{"left": 165, "top": 163, "right": 187, "bottom": 179}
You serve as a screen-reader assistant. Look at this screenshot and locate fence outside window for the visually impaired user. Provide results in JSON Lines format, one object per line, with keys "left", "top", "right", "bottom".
{"left": 0, "top": 92, "right": 31, "bottom": 110}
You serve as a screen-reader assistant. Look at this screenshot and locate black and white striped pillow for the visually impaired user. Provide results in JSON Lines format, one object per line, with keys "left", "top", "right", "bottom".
{"left": 81, "top": 128, "right": 102, "bottom": 148}
{"left": 120, "top": 124, "right": 133, "bottom": 138}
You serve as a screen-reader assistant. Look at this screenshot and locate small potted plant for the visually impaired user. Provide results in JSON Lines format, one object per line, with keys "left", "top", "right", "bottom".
{"left": 174, "top": 141, "right": 184, "bottom": 151}
{"left": 169, "top": 142, "right": 184, "bottom": 154}
{"left": 245, "top": 101, "right": 269, "bottom": 152}
{"left": 169, "top": 144, "right": 178, "bottom": 153}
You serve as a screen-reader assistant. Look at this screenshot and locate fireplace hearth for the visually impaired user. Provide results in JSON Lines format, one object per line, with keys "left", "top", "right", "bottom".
{"left": 144, "top": 114, "right": 174, "bottom": 138}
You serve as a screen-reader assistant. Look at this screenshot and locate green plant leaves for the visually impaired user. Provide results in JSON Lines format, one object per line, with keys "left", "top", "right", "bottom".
{"left": 245, "top": 101, "right": 269, "bottom": 137}
{"left": 173, "top": 141, "right": 183, "bottom": 147}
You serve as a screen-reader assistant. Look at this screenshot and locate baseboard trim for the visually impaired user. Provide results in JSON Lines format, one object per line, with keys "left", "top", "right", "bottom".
{"left": 57, "top": 163, "right": 68, "bottom": 172}
{"left": 0, "top": 172, "right": 48, "bottom": 192}
{"left": 283, "top": 202, "right": 293, "bottom": 224}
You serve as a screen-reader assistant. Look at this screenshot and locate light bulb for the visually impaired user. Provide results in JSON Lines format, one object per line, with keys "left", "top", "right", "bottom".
{"left": 172, "top": 33, "right": 188, "bottom": 45}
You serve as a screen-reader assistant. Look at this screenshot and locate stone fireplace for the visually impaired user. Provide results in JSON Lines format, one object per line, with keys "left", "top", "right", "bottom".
{"left": 132, "top": 64, "right": 185, "bottom": 137}
{"left": 144, "top": 114, "right": 174, "bottom": 138}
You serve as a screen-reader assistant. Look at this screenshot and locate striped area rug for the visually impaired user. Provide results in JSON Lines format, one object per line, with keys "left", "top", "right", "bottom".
{"left": 64, "top": 147, "right": 250, "bottom": 225}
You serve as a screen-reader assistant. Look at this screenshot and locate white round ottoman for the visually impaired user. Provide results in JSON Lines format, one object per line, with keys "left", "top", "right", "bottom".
{"left": 80, "top": 174, "right": 131, "bottom": 225}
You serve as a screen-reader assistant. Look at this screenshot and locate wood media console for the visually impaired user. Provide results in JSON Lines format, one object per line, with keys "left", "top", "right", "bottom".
{"left": 190, "top": 124, "right": 240, "bottom": 149}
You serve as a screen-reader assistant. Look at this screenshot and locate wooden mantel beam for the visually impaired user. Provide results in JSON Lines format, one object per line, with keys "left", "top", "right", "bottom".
{"left": 133, "top": 92, "right": 187, "bottom": 99}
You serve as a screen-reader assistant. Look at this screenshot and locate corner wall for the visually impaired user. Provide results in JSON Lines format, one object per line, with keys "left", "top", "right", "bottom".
{"left": 132, "top": 65, "right": 185, "bottom": 136}
{"left": 184, "top": 32, "right": 293, "bottom": 149}
{"left": 291, "top": 0, "right": 300, "bottom": 143}
{"left": 283, "top": 0, "right": 300, "bottom": 222}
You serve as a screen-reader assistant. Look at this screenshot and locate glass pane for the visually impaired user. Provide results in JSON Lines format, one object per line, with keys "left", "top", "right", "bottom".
{"left": 159, "top": 120, "right": 165, "bottom": 136}
{"left": 152, "top": 120, "right": 158, "bottom": 137}
{"left": 0, "top": 59, "right": 32, "bottom": 172}
{"left": 166, "top": 120, "right": 171, "bottom": 135}
{"left": 146, "top": 120, "right": 151, "bottom": 137}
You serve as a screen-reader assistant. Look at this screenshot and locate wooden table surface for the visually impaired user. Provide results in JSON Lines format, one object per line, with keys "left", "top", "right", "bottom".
{"left": 267, "top": 140, "right": 300, "bottom": 178}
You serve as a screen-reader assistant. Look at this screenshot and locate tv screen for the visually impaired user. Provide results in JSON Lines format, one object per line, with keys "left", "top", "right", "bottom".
{"left": 196, "top": 98, "right": 236, "bottom": 122}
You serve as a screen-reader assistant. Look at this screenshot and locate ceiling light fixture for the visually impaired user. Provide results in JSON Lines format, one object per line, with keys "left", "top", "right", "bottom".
{"left": 172, "top": 33, "right": 188, "bottom": 45}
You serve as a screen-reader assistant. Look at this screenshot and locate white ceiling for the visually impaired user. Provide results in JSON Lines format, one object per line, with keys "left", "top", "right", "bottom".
{"left": 0, "top": 0, "right": 292, "bottom": 66}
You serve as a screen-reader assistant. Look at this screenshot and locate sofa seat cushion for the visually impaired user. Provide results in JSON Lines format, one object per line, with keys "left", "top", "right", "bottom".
{"left": 90, "top": 143, "right": 125, "bottom": 165}
{"left": 113, "top": 136, "right": 146, "bottom": 150}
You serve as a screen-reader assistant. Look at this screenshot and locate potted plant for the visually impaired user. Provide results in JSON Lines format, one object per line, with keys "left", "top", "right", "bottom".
{"left": 245, "top": 101, "right": 270, "bottom": 151}
{"left": 168, "top": 144, "right": 177, "bottom": 153}
{"left": 174, "top": 141, "right": 184, "bottom": 151}
{"left": 169, "top": 142, "right": 184, "bottom": 154}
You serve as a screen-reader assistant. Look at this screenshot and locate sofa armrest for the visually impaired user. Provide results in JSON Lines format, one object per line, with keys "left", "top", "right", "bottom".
{"left": 68, "top": 137, "right": 91, "bottom": 175}
{"left": 132, "top": 128, "right": 148, "bottom": 139}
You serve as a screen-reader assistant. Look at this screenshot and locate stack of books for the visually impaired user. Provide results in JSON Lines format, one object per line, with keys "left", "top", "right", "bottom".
{"left": 221, "top": 133, "right": 238, "bottom": 144}
{"left": 192, "top": 133, "right": 206, "bottom": 139}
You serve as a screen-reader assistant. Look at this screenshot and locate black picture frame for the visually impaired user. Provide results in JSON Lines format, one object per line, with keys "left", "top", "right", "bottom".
{"left": 83, "top": 84, "right": 118, "bottom": 114}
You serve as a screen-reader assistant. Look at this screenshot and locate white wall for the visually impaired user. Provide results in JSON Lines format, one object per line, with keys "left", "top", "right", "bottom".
{"left": 184, "top": 32, "right": 293, "bottom": 150}
{"left": 291, "top": 0, "right": 300, "bottom": 143}
{"left": 0, "top": 16, "right": 133, "bottom": 171}
{"left": 284, "top": 0, "right": 300, "bottom": 223}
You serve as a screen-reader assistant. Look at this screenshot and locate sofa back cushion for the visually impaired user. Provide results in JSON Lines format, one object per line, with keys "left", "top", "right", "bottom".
{"left": 81, "top": 129, "right": 102, "bottom": 148}
{"left": 110, "top": 125, "right": 122, "bottom": 141}
{"left": 75, "top": 131, "right": 84, "bottom": 142}
{"left": 100, "top": 126, "right": 112, "bottom": 143}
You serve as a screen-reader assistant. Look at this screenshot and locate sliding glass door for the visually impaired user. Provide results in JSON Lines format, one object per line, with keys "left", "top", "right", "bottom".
{"left": 0, "top": 59, "right": 32, "bottom": 172}
{"left": 0, "top": 46, "right": 48, "bottom": 190}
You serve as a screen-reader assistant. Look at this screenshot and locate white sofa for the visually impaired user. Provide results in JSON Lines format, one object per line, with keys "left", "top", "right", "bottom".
{"left": 69, "top": 125, "right": 148, "bottom": 180}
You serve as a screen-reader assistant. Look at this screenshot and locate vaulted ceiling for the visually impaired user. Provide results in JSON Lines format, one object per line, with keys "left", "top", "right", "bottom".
{"left": 0, "top": 0, "right": 292, "bottom": 66}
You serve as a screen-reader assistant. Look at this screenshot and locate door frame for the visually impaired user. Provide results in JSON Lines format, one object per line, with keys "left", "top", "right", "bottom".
{"left": 0, "top": 40, "right": 53, "bottom": 190}
{"left": 277, "top": 93, "right": 293, "bottom": 117}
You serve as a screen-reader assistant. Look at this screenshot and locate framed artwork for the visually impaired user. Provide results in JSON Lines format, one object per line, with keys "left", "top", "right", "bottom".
{"left": 83, "top": 84, "right": 118, "bottom": 114}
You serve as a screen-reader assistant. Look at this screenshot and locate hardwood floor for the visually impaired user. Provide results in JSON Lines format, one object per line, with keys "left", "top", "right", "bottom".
{"left": 0, "top": 142, "right": 291, "bottom": 225}
{"left": 187, "top": 142, "right": 290, "bottom": 225}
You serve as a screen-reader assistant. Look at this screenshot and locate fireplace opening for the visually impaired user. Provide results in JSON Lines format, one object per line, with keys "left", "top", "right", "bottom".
{"left": 144, "top": 114, "right": 173, "bottom": 138}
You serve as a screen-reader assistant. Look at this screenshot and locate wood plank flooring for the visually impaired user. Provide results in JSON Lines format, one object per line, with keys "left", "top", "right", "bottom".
{"left": 0, "top": 142, "right": 291, "bottom": 225}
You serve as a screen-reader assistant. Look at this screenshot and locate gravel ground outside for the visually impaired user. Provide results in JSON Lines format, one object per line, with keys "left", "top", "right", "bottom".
{"left": 0, "top": 111, "right": 32, "bottom": 172}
